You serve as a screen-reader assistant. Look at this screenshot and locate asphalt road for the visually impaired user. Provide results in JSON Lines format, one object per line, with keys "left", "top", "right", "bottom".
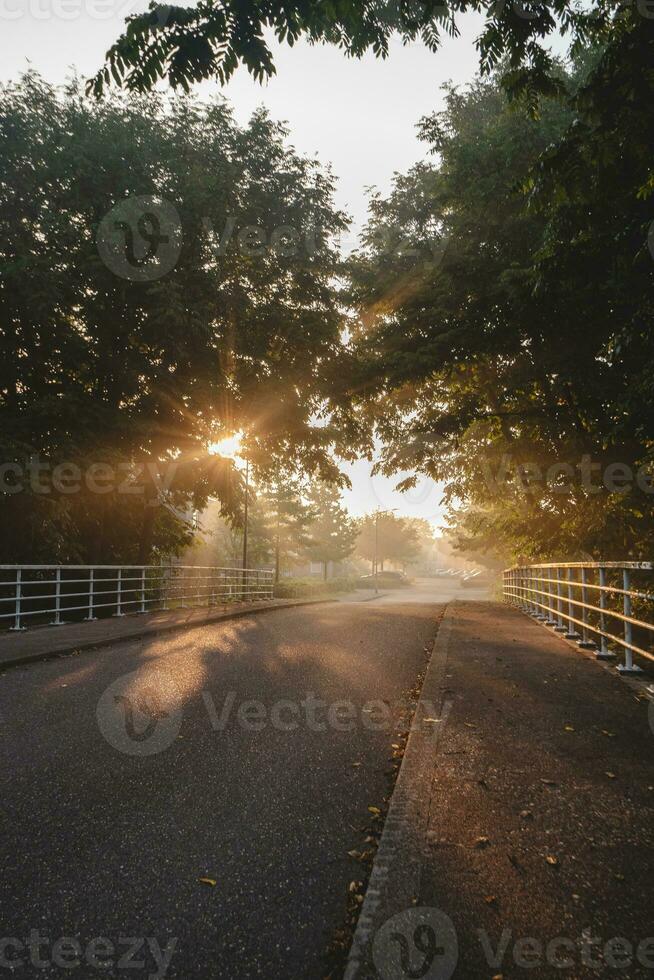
{"left": 0, "top": 593, "right": 443, "bottom": 979}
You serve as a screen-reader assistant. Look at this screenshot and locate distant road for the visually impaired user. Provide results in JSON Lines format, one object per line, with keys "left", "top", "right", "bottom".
{"left": 0, "top": 597, "right": 442, "bottom": 979}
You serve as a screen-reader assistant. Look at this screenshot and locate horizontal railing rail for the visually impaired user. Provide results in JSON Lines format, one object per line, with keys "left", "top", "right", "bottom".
{"left": 503, "top": 562, "right": 654, "bottom": 677}
{"left": 0, "top": 564, "right": 274, "bottom": 632}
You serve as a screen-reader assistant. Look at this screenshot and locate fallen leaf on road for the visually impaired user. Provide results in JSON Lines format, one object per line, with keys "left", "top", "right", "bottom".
{"left": 474, "top": 836, "right": 491, "bottom": 849}
{"left": 423, "top": 717, "right": 440, "bottom": 723}
{"left": 564, "top": 725, "right": 575, "bottom": 732}
{"left": 368, "top": 806, "right": 381, "bottom": 815}
{"left": 519, "top": 810, "right": 533, "bottom": 820}
{"left": 601, "top": 730, "right": 617, "bottom": 737}
{"left": 605, "top": 772, "right": 617, "bottom": 779}
{"left": 352, "top": 762, "right": 361, "bottom": 767}
{"left": 347, "top": 850, "right": 361, "bottom": 859}
{"left": 541, "top": 779, "right": 557, "bottom": 786}
{"left": 464, "top": 723, "right": 475, "bottom": 728}
{"left": 198, "top": 877, "right": 217, "bottom": 887}
{"left": 545, "top": 855, "right": 559, "bottom": 867}
{"left": 484, "top": 895, "right": 497, "bottom": 905}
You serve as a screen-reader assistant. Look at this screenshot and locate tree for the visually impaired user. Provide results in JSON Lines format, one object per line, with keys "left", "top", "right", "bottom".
{"left": 303, "top": 482, "right": 358, "bottom": 579}
{"left": 355, "top": 513, "right": 423, "bottom": 572}
{"left": 348, "top": 43, "right": 654, "bottom": 563}
{"left": 0, "top": 73, "right": 355, "bottom": 563}
{"left": 91, "top": 0, "right": 614, "bottom": 111}
{"left": 260, "top": 478, "right": 318, "bottom": 582}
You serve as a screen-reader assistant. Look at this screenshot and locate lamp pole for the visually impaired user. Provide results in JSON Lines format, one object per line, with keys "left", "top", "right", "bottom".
{"left": 242, "top": 456, "right": 249, "bottom": 579}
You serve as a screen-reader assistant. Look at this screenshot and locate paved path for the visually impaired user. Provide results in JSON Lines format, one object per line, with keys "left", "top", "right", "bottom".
{"left": 417, "top": 602, "right": 654, "bottom": 979}
{"left": 4, "top": 591, "right": 652, "bottom": 980}
{"left": 0, "top": 599, "right": 441, "bottom": 979}
{"left": 0, "top": 598, "right": 332, "bottom": 671}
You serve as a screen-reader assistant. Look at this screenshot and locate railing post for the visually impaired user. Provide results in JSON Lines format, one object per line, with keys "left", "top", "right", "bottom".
{"left": 578, "top": 566, "right": 596, "bottom": 648}
{"left": 617, "top": 568, "right": 643, "bottom": 676}
{"left": 544, "top": 567, "right": 556, "bottom": 625}
{"left": 113, "top": 568, "right": 125, "bottom": 617}
{"left": 564, "top": 567, "right": 579, "bottom": 639}
{"left": 554, "top": 567, "right": 566, "bottom": 631}
{"left": 533, "top": 567, "right": 547, "bottom": 620}
{"left": 138, "top": 568, "right": 147, "bottom": 614}
{"left": 50, "top": 567, "right": 66, "bottom": 626}
{"left": 84, "top": 568, "right": 98, "bottom": 621}
{"left": 10, "top": 568, "right": 26, "bottom": 631}
{"left": 596, "top": 566, "right": 614, "bottom": 660}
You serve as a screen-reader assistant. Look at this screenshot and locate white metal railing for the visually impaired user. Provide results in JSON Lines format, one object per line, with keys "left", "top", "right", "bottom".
{"left": 503, "top": 562, "right": 654, "bottom": 676}
{"left": 0, "top": 565, "right": 274, "bottom": 632}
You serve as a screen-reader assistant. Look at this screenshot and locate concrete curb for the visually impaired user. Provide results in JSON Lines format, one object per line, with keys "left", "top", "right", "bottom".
{"left": 344, "top": 602, "right": 454, "bottom": 980}
{"left": 0, "top": 598, "right": 332, "bottom": 672}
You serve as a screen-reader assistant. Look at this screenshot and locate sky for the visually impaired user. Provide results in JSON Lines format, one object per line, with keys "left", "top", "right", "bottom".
{"left": 1, "top": 3, "right": 485, "bottom": 528}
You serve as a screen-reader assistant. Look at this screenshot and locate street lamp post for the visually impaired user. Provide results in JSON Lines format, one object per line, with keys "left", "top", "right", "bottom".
{"left": 242, "top": 456, "right": 249, "bottom": 589}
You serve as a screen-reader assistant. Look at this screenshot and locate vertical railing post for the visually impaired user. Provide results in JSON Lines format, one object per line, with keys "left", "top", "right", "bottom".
{"left": 617, "top": 567, "right": 643, "bottom": 675}
{"left": 564, "top": 567, "right": 579, "bottom": 638}
{"left": 539, "top": 566, "right": 546, "bottom": 618}
{"left": 85, "top": 568, "right": 97, "bottom": 621}
{"left": 554, "top": 567, "right": 566, "bottom": 631}
{"left": 50, "top": 567, "right": 65, "bottom": 626}
{"left": 113, "top": 568, "right": 125, "bottom": 617}
{"left": 10, "top": 568, "right": 26, "bottom": 631}
{"left": 578, "top": 566, "right": 596, "bottom": 648}
{"left": 544, "top": 567, "right": 555, "bottom": 624}
{"left": 596, "top": 566, "right": 613, "bottom": 660}
{"left": 138, "top": 568, "right": 146, "bottom": 613}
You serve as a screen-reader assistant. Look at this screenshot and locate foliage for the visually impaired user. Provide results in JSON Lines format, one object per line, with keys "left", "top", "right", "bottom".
{"left": 273, "top": 574, "right": 358, "bottom": 598}
{"left": 259, "top": 477, "right": 318, "bottom": 580}
{"left": 0, "top": 72, "right": 357, "bottom": 563}
{"left": 355, "top": 512, "right": 424, "bottom": 570}
{"left": 348, "top": 30, "right": 654, "bottom": 563}
{"left": 302, "top": 482, "right": 358, "bottom": 575}
{"left": 90, "top": 0, "right": 614, "bottom": 110}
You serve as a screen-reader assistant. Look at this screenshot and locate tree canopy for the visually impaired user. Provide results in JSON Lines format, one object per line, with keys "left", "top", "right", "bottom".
{"left": 0, "top": 73, "right": 359, "bottom": 563}
{"left": 89, "top": 0, "right": 617, "bottom": 111}
{"left": 348, "top": 24, "right": 654, "bottom": 562}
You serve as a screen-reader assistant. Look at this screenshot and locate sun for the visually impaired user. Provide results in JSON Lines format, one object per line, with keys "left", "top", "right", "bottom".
{"left": 208, "top": 432, "right": 243, "bottom": 460}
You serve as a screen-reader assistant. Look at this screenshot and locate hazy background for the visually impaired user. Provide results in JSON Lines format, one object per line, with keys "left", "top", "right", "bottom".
{"left": 0, "top": 5, "right": 486, "bottom": 525}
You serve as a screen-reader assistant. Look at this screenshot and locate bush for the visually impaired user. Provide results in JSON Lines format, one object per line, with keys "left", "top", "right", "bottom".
{"left": 273, "top": 575, "right": 359, "bottom": 599}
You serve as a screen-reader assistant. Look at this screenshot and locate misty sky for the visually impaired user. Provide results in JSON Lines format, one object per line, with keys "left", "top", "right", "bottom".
{"left": 1, "top": 5, "right": 487, "bottom": 526}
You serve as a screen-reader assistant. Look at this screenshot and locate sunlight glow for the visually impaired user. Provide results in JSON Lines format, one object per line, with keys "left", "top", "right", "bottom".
{"left": 208, "top": 432, "right": 243, "bottom": 460}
